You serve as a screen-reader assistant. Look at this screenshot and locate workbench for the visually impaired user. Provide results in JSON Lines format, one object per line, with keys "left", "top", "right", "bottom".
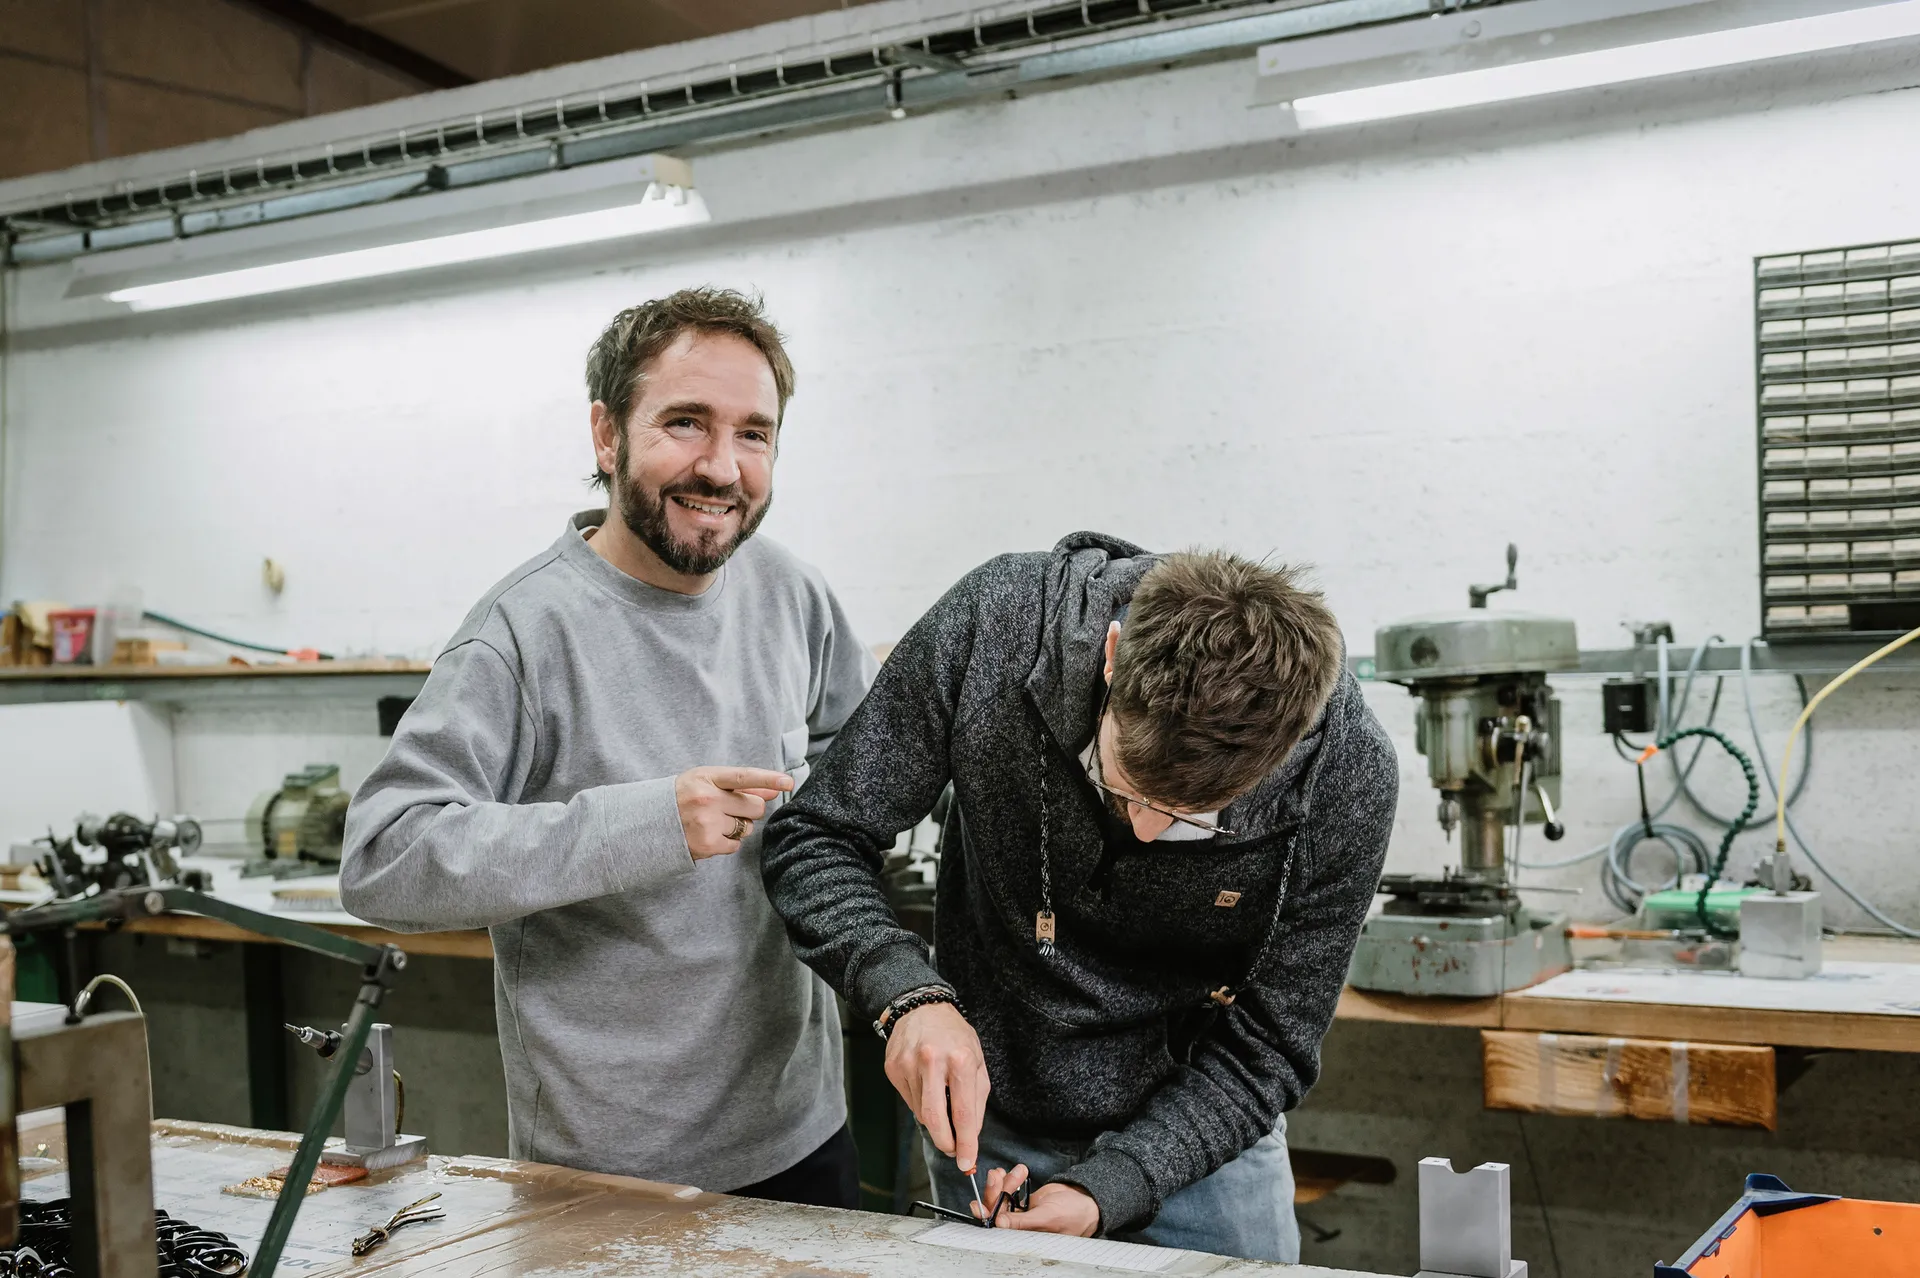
{"left": 2, "top": 859, "right": 487, "bottom": 959}
{"left": 0, "top": 659, "right": 430, "bottom": 707}
{"left": 19, "top": 1116, "right": 1389, "bottom": 1277}
{"left": 1337, "top": 933, "right": 1920, "bottom": 1054}
{"left": 15, "top": 863, "right": 1919, "bottom": 1050}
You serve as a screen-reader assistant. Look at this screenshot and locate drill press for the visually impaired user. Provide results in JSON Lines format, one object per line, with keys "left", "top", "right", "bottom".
{"left": 1348, "top": 547, "right": 1579, "bottom": 997}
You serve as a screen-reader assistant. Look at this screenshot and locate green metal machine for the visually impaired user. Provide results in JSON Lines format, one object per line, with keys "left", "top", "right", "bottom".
{"left": 243, "top": 763, "right": 352, "bottom": 878}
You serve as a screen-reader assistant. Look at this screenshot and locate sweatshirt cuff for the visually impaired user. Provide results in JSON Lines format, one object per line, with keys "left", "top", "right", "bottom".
{"left": 1054, "top": 1147, "right": 1156, "bottom": 1237}
{"left": 590, "top": 776, "right": 695, "bottom": 892}
{"left": 847, "top": 937, "right": 947, "bottom": 1024}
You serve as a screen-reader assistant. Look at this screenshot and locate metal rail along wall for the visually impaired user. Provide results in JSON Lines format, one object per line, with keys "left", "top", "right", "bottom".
{"left": 1756, "top": 239, "right": 1920, "bottom": 641}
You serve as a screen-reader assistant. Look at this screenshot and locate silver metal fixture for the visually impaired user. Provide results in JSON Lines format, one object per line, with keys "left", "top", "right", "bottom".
{"left": 1416, "top": 1157, "right": 1528, "bottom": 1278}
{"left": 1348, "top": 546, "right": 1577, "bottom": 997}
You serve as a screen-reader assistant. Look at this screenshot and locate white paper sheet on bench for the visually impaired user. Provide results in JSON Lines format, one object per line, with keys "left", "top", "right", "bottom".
{"left": 1513, "top": 960, "right": 1920, "bottom": 1016}
{"left": 915, "top": 1221, "right": 1190, "bottom": 1272}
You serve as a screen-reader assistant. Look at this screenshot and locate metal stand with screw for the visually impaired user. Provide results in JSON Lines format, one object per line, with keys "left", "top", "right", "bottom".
{"left": 1416, "top": 1157, "right": 1528, "bottom": 1278}
{"left": 285, "top": 1020, "right": 428, "bottom": 1170}
{"left": 2, "top": 885, "right": 407, "bottom": 1278}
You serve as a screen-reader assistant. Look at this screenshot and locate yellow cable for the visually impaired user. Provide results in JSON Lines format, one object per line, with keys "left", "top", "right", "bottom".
{"left": 1774, "top": 623, "right": 1920, "bottom": 852}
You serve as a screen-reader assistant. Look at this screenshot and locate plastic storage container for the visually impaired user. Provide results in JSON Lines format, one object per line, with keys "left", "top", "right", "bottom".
{"left": 1658, "top": 1174, "right": 1916, "bottom": 1276}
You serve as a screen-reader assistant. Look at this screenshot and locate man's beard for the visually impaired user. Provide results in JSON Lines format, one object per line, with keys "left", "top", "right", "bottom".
{"left": 613, "top": 454, "right": 771, "bottom": 577}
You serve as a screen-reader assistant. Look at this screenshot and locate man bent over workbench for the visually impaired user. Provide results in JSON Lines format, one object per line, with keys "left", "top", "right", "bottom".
{"left": 763, "top": 534, "right": 1397, "bottom": 1261}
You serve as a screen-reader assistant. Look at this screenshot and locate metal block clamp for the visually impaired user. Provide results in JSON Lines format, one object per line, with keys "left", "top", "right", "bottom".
{"left": 340, "top": 1022, "right": 428, "bottom": 1168}
{"left": 1416, "top": 1157, "right": 1528, "bottom": 1278}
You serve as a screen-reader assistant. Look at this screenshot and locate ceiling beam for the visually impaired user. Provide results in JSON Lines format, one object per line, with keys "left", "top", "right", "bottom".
{"left": 225, "top": 0, "right": 476, "bottom": 89}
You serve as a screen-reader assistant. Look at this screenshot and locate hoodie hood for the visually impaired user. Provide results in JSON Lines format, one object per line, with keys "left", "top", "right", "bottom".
{"left": 1021, "top": 531, "right": 1156, "bottom": 755}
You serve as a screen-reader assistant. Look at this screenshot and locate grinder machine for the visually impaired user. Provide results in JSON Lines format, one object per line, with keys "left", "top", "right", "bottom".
{"left": 1347, "top": 546, "right": 1578, "bottom": 996}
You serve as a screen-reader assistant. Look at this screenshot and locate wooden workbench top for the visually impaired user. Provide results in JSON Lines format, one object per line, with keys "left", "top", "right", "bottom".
{"left": 20, "top": 1118, "right": 1381, "bottom": 1277}
{"left": 1338, "top": 934, "right": 1920, "bottom": 1052}
{"left": 1, "top": 857, "right": 489, "bottom": 959}
{"left": 15, "top": 865, "right": 1917, "bottom": 1049}
{"left": 0, "top": 658, "right": 431, "bottom": 680}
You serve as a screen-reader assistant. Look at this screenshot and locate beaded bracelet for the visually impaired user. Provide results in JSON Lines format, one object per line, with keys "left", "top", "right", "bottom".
{"left": 872, "top": 985, "right": 960, "bottom": 1041}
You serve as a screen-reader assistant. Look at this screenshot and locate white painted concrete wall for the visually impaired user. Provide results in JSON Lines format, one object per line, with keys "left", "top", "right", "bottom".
{"left": 4, "top": 33, "right": 1918, "bottom": 925}
{"left": 0, "top": 703, "right": 173, "bottom": 855}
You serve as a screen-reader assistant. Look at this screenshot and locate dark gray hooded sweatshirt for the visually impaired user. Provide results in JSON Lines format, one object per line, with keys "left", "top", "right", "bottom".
{"left": 762, "top": 532, "right": 1398, "bottom": 1234}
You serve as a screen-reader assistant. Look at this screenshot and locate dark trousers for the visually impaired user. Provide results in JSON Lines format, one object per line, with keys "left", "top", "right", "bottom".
{"left": 729, "top": 1126, "right": 860, "bottom": 1210}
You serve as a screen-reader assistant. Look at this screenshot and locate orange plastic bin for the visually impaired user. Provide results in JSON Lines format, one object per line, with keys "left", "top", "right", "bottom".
{"left": 1658, "top": 1175, "right": 1918, "bottom": 1277}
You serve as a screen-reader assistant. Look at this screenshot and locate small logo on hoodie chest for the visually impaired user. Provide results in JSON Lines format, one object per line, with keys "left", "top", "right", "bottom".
{"left": 1214, "top": 890, "right": 1242, "bottom": 908}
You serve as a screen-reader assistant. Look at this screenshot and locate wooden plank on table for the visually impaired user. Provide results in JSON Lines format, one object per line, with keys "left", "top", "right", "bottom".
{"left": 1483, "top": 1029, "right": 1776, "bottom": 1130}
{"left": 1337, "top": 985, "right": 1503, "bottom": 1027}
{"left": 1501, "top": 996, "right": 1920, "bottom": 1054}
{"left": 0, "top": 659, "right": 430, "bottom": 681}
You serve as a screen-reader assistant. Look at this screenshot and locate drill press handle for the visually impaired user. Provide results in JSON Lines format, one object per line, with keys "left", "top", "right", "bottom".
{"left": 1468, "top": 544, "right": 1519, "bottom": 609}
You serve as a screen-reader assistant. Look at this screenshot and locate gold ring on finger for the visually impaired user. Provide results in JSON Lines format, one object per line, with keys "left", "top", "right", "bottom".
{"left": 727, "top": 817, "right": 750, "bottom": 841}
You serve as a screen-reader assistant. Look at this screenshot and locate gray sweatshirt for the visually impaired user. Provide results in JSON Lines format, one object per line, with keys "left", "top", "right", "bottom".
{"left": 340, "top": 510, "right": 874, "bottom": 1192}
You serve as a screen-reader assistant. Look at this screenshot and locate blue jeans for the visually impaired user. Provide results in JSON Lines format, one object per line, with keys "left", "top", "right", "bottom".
{"left": 924, "top": 1107, "right": 1299, "bottom": 1263}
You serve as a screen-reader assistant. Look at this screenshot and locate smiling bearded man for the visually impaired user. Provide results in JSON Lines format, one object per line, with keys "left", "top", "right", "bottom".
{"left": 342, "top": 288, "right": 875, "bottom": 1206}
{"left": 604, "top": 364, "right": 773, "bottom": 576}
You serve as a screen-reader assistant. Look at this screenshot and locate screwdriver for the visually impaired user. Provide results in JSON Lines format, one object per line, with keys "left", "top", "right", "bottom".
{"left": 966, "top": 1167, "right": 987, "bottom": 1227}
{"left": 285, "top": 1022, "right": 374, "bottom": 1075}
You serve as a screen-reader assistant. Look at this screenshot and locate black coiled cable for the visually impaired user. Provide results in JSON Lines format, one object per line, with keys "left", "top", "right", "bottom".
{"left": 5, "top": 1201, "right": 247, "bottom": 1277}
{"left": 1649, "top": 726, "right": 1759, "bottom": 939}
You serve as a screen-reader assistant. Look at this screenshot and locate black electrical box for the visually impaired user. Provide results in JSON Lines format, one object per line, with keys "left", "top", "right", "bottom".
{"left": 1602, "top": 678, "right": 1654, "bottom": 735}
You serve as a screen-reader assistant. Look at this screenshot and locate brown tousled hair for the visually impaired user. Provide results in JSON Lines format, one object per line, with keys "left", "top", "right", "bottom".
{"left": 1109, "top": 552, "right": 1344, "bottom": 811}
{"left": 585, "top": 287, "right": 796, "bottom": 490}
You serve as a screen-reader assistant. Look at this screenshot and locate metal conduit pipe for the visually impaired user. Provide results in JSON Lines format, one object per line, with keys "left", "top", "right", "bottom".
{"left": 1, "top": 0, "right": 1473, "bottom": 265}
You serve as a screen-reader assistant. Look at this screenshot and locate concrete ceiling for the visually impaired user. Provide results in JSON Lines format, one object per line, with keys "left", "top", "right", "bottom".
{"left": 311, "top": 0, "right": 887, "bottom": 82}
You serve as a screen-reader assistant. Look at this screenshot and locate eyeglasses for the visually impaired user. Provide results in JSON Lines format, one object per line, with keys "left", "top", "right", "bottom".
{"left": 1088, "top": 720, "right": 1236, "bottom": 838}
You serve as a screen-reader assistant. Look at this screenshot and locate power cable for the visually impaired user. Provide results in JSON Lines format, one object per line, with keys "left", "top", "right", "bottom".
{"left": 1650, "top": 637, "right": 1729, "bottom": 821}
{"left": 1515, "top": 746, "right": 1711, "bottom": 912}
{"left": 1740, "top": 638, "right": 1920, "bottom": 938}
{"left": 73, "top": 973, "right": 143, "bottom": 1018}
{"left": 142, "top": 609, "right": 334, "bottom": 661}
{"left": 1512, "top": 1114, "right": 1562, "bottom": 1278}
{"left": 1520, "top": 638, "right": 1803, "bottom": 918}
{"left": 1656, "top": 637, "right": 1814, "bottom": 829}
{"left": 1768, "top": 624, "right": 1920, "bottom": 851}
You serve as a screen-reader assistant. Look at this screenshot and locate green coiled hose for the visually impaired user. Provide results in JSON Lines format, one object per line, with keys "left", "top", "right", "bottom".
{"left": 1643, "top": 726, "right": 1760, "bottom": 938}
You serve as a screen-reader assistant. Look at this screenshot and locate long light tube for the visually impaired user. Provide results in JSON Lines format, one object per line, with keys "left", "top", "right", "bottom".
{"left": 107, "top": 184, "right": 710, "bottom": 311}
{"left": 1291, "top": 1, "right": 1920, "bottom": 129}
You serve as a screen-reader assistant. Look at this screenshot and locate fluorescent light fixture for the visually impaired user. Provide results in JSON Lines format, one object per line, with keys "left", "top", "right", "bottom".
{"left": 107, "top": 184, "right": 709, "bottom": 311}
{"left": 1291, "top": 1, "right": 1920, "bottom": 129}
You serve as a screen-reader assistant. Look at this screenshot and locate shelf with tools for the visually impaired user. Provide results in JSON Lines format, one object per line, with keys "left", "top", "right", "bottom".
{"left": 0, "top": 659, "right": 432, "bottom": 706}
